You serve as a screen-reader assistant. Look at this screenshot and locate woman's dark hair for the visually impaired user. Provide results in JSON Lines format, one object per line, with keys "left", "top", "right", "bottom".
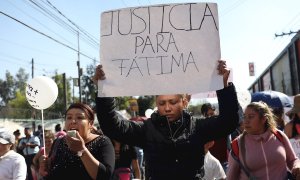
{"left": 65, "top": 103, "right": 95, "bottom": 122}
{"left": 201, "top": 103, "right": 215, "bottom": 116}
{"left": 65, "top": 103, "right": 104, "bottom": 135}
{"left": 13, "top": 129, "right": 21, "bottom": 136}
{"left": 55, "top": 124, "right": 62, "bottom": 132}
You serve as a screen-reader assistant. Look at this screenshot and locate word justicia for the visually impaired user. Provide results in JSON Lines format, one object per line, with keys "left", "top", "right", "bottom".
{"left": 101, "top": 3, "right": 218, "bottom": 36}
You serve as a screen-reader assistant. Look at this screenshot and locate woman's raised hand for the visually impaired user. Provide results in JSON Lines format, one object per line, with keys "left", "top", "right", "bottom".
{"left": 92, "top": 64, "right": 106, "bottom": 84}
{"left": 217, "top": 60, "right": 230, "bottom": 87}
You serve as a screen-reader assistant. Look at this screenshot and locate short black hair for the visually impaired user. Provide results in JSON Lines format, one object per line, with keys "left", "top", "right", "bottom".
{"left": 55, "top": 124, "right": 62, "bottom": 132}
{"left": 201, "top": 103, "right": 215, "bottom": 116}
{"left": 13, "top": 129, "right": 21, "bottom": 136}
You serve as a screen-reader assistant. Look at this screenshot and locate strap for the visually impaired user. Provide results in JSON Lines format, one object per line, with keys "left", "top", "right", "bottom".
{"left": 231, "top": 130, "right": 285, "bottom": 179}
{"left": 230, "top": 132, "right": 256, "bottom": 179}
{"left": 240, "top": 132, "right": 250, "bottom": 171}
{"left": 230, "top": 150, "right": 251, "bottom": 177}
{"left": 231, "top": 138, "right": 239, "bottom": 157}
{"left": 272, "top": 129, "right": 284, "bottom": 144}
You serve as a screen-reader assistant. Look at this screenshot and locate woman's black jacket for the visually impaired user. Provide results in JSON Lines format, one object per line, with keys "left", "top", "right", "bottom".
{"left": 96, "top": 83, "right": 239, "bottom": 180}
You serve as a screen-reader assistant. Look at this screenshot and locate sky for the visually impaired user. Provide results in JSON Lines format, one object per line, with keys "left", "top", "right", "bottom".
{"left": 0, "top": 0, "right": 299, "bottom": 97}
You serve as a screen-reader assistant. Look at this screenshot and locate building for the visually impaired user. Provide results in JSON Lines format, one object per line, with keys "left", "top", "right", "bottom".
{"left": 248, "top": 32, "right": 300, "bottom": 96}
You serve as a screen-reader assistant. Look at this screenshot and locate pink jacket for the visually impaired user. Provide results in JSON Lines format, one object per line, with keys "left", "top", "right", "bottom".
{"left": 227, "top": 129, "right": 300, "bottom": 180}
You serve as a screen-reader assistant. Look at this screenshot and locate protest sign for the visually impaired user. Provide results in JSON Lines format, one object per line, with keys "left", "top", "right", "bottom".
{"left": 100, "top": 3, "right": 221, "bottom": 97}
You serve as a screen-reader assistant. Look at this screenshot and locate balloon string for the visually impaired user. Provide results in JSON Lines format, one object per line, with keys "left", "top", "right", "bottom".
{"left": 41, "top": 109, "right": 46, "bottom": 156}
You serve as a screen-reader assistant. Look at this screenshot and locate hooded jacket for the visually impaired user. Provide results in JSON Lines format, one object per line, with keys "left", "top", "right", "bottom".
{"left": 96, "top": 83, "right": 239, "bottom": 180}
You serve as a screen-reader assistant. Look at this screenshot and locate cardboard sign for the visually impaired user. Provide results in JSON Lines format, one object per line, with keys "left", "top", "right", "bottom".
{"left": 99, "top": 3, "right": 222, "bottom": 97}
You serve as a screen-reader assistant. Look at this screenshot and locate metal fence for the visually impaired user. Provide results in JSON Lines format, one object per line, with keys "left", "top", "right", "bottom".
{"left": 0, "top": 118, "right": 65, "bottom": 136}
{"left": 0, "top": 107, "right": 61, "bottom": 119}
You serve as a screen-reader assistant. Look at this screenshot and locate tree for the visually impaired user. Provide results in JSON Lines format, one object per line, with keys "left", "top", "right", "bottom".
{"left": 7, "top": 90, "right": 32, "bottom": 118}
{"left": 0, "top": 71, "right": 16, "bottom": 106}
{"left": 0, "top": 69, "right": 73, "bottom": 120}
{"left": 0, "top": 68, "right": 29, "bottom": 106}
{"left": 15, "top": 68, "right": 29, "bottom": 92}
{"left": 80, "top": 63, "right": 151, "bottom": 113}
{"left": 115, "top": 96, "right": 131, "bottom": 111}
{"left": 81, "top": 64, "right": 96, "bottom": 106}
{"left": 47, "top": 72, "right": 72, "bottom": 117}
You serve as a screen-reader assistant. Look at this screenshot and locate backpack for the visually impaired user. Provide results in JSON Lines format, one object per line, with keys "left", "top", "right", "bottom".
{"left": 111, "top": 167, "right": 131, "bottom": 180}
{"left": 230, "top": 130, "right": 294, "bottom": 180}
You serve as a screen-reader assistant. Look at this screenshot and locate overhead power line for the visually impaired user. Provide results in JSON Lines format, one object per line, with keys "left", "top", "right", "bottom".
{"left": 0, "top": 10, "right": 96, "bottom": 61}
{"left": 220, "top": 0, "right": 248, "bottom": 17}
{"left": 44, "top": 0, "right": 99, "bottom": 47}
{"left": 24, "top": 0, "right": 99, "bottom": 50}
{"left": 7, "top": 0, "right": 76, "bottom": 47}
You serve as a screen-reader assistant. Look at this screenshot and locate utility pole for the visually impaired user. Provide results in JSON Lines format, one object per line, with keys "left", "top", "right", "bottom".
{"left": 31, "top": 58, "right": 34, "bottom": 78}
{"left": 275, "top": 30, "right": 300, "bottom": 37}
{"left": 93, "top": 58, "right": 97, "bottom": 66}
{"left": 77, "top": 31, "right": 82, "bottom": 102}
{"left": 72, "top": 78, "right": 75, "bottom": 103}
{"left": 31, "top": 58, "right": 36, "bottom": 131}
{"left": 63, "top": 73, "right": 67, "bottom": 112}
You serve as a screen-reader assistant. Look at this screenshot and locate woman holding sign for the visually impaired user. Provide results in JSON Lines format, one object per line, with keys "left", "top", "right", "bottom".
{"left": 94, "top": 60, "right": 239, "bottom": 179}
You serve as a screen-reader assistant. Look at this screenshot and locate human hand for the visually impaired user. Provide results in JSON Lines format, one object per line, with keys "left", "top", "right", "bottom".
{"left": 65, "top": 131, "right": 86, "bottom": 153}
{"left": 217, "top": 60, "right": 230, "bottom": 87}
{"left": 92, "top": 64, "right": 106, "bottom": 84}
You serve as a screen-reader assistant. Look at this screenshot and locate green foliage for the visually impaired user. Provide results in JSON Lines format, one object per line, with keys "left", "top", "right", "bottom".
{"left": 15, "top": 68, "right": 29, "bottom": 92}
{"left": 0, "top": 68, "right": 72, "bottom": 119}
{"left": 8, "top": 91, "right": 30, "bottom": 108}
{"left": 0, "top": 71, "right": 16, "bottom": 105}
{"left": 7, "top": 91, "right": 32, "bottom": 118}
{"left": 115, "top": 96, "right": 131, "bottom": 111}
{"left": 81, "top": 64, "right": 96, "bottom": 107}
{"left": 47, "top": 72, "right": 72, "bottom": 117}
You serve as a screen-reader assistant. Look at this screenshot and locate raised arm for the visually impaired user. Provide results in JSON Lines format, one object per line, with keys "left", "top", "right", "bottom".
{"left": 94, "top": 65, "right": 146, "bottom": 147}
{"left": 196, "top": 60, "right": 239, "bottom": 143}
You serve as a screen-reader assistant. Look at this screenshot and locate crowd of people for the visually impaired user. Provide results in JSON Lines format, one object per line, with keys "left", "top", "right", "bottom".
{"left": 1, "top": 60, "right": 300, "bottom": 180}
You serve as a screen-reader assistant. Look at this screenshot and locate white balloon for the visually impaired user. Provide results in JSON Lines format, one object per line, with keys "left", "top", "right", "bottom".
{"left": 145, "top": 109, "right": 154, "bottom": 118}
{"left": 236, "top": 90, "right": 251, "bottom": 110}
{"left": 25, "top": 76, "right": 58, "bottom": 110}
